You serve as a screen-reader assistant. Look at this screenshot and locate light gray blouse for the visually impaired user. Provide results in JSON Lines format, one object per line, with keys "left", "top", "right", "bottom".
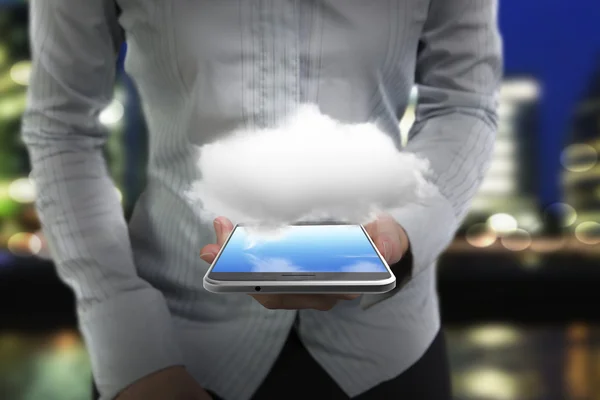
{"left": 22, "top": 1, "right": 501, "bottom": 399}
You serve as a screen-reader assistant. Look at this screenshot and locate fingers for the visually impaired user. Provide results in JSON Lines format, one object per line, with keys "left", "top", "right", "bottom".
{"left": 334, "top": 294, "right": 361, "bottom": 300}
{"left": 364, "top": 217, "right": 403, "bottom": 264}
{"left": 250, "top": 294, "right": 358, "bottom": 311}
{"left": 200, "top": 244, "right": 221, "bottom": 264}
{"left": 200, "top": 217, "right": 233, "bottom": 264}
{"left": 214, "top": 217, "right": 234, "bottom": 247}
{"left": 252, "top": 294, "right": 338, "bottom": 311}
{"left": 364, "top": 220, "right": 391, "bottom": 259}
{"left": 363, "top": 220, "right": 378, "bottom": 240}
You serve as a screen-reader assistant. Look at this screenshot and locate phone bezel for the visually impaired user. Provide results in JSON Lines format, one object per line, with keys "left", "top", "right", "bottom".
{"left": 204, "top": 222, "right": 395, "bottom": 286}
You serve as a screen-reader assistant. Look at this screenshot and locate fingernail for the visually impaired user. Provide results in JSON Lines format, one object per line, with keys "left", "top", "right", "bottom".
{"left": 200, "top": 253, "right": 213, "bottom": 259}
{"left": 383, "top": 241, "right": 390, "bottom": 259}
{"left": 214, "top": 219, "right": 222, "bottom": 234}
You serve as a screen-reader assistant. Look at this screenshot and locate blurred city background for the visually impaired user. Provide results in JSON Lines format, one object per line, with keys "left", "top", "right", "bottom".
{"left": 1, "top": 1, "right": 600, "bottom": 399}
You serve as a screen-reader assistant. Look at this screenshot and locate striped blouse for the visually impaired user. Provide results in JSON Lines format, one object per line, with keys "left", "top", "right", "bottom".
{"left": 22, "top": 1, "right": 501, "bottom": 399}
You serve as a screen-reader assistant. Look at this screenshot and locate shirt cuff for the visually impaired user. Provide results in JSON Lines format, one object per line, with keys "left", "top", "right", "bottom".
{"left": 360, "top": 193, "right": 458, "bottom": 309}
{"left": 78, "top": 288, "right": 184, "bottom": 400}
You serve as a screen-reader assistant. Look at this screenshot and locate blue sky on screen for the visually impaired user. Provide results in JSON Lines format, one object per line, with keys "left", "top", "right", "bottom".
{"left": 212, "top": 225, "right": 387, "bottom": 273}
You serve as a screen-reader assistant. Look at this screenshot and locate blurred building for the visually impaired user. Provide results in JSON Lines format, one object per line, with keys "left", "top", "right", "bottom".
{"left": 561, "top": 60, "right": 600, "bottom": 244}
{"left": 400, "top": 78, "right": 543, "bottom": 241}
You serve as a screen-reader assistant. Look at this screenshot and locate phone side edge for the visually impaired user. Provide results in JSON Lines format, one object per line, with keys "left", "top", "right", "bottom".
{"left": 202, "top": 223, "right": 239, "bottom": 283}
{"left": 359, "top": 224, "right": 393, "bottom": 275}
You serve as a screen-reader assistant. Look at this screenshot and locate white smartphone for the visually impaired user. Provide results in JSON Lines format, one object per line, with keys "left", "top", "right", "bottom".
{"left": 203, "top": 222, "right": 396, "bottom": 294}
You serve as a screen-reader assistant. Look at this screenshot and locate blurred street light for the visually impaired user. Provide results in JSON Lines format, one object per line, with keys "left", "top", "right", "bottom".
{"left": 487, "top": 213, "right": 518, "bottom": 235}
{"left": 9, "top": 59, "right": 30, "bottom": 86}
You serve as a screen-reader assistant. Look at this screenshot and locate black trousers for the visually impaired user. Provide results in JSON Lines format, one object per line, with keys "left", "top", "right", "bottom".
{"left": 93, "top": 327, "right": 451, "bottom": 399}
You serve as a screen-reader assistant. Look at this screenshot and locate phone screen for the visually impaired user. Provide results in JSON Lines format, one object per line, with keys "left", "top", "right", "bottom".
{"left": 208, "top": 224, "right": 391, "bottom": 281}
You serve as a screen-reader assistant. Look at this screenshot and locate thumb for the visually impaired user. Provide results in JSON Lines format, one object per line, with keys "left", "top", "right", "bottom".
{"left": 214, "top": 217, "right": 234, "bottom": 246}
{"left": 200, "top": 244, "right": 221, "bottom": 264}
{"left": 372, "top": 219, "right": 404, "bottom": 264}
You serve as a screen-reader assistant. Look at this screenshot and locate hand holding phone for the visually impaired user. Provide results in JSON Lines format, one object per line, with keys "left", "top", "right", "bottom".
{"left": 200, "top": 217, "right": 360, "bottom": 311}
{"left": 362, "top": 213, "right": 409, "bottom": 267}
{"left": 115, "top": 366, "right": 213, "bottom": 400}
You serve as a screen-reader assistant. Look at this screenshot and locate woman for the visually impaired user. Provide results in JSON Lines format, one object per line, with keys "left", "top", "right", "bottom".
{"left": 23, "top": 1, "right": 501, "bottom": 399}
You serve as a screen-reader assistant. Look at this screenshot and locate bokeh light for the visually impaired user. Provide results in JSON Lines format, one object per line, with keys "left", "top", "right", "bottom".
{"left": 7, "top": 233, "right": 38, "bottom": 256}
{"left": 9, "top": 60, "right": 31, "bottom": 86}
{"left": 561, "top": 143, "right": 598, "bottom": 172}
{"left": 8, "top": 178, "right": 36, "bottom": 204}
{"left": 0, "top": 92, "right": 26, "bottom": 119}
{"left": 115, "top": 187, "right": 123, "bottom": 203}
{"left": 516, "top": 212, "right": 543, "bottom": 233}
{"left": 52, "top": 331, "right": 79, "bottom": 353}
{"left": 458, "top": 368, "right": 520, "bottom": 400}
{"left": 500, "top": 79, "right": 541, "bottom": 101}
{"left": 543, "top": 203, "right": 578, "bottom": 228}
{"left": 501, "top": 229, "right": 532, "bottom": 251}
{"left": 487, "top": 213, "right": 518, "bottom": 235}
{"left": 99, "top": 100, "right": 125, "bottom": 125}
{"left": 466, "top": 325, "right": 522, "bottom": 348}
{"left": 28, "top": 234, "right": 43, "bottom": 255}
{"left": 493, "top": 141, "right": 516, "bottom": 158}
{"left": 497, "top": 102, "right": 515, "bottom": 119}
{"left": 574, "top": 222, "right": 600, "bottom": 245}
{"left": 466, "top": 223, "right": 497, "bottom": 248}
{"left": 23, "top": 332, "right": 91, "bottom": 400}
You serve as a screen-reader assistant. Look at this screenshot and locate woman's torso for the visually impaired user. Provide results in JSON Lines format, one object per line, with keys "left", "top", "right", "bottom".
{"left": 117, "top": 1, "right": 440, "bottom": 399}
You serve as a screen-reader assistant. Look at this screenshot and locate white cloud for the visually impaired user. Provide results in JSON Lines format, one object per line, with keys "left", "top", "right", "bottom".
{"left": 339, "top": 255, "right": 379, "bottom": 258}
{"left": 242, "top": 226, "right": 292, "bottom": 250}
{"left": 188, "top": 104, "right": 438, "bottom": 233}
{"left": 339, "top": 261, "right": 384, "bottom": 272}
{"left": 246, "top": 254, "right": 306, "bottom": 273}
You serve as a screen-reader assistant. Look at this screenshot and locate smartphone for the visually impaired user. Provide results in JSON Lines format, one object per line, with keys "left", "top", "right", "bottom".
{"left": 203, "top": 222, "right": 396, "bottom": 294}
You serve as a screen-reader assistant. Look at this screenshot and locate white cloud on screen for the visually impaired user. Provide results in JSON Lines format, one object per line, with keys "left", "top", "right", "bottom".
{"left": 338, "top": 261, "right": 383, "bottom": 273}
{"left": 246, "top": 254, "right": 306, "bottom": 273}
{"left": 242, "top": 226, "right": 293, "bottom": 250}
{"left": 188, "top": 104, "right": 438, "bottom": 234}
